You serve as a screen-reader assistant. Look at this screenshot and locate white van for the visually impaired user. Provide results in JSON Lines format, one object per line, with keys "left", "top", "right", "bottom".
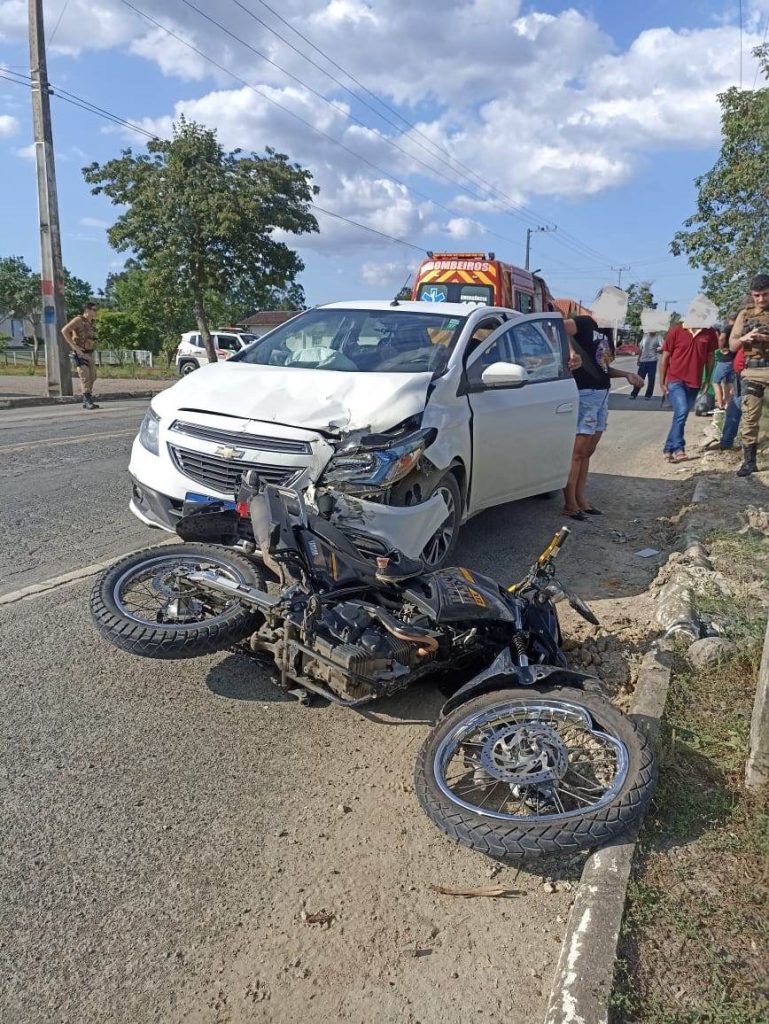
{"left": 175, "top": 330, "right": 257, "bottom": 375}
{"left": 131, "top": 301, "right": 578, "bottom": 567}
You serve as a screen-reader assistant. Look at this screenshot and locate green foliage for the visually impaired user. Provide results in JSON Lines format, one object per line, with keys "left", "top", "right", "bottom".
{"left": 95, "top": 308, "right": 156, "bottom": 352}
{"left": 63, "top": 269, "right": 95, "bottom": 320}
{"left": 83, "top": 117, "right": 318, "bottom": 362}
{"left": 0, "top": 255, "right": 40, "bottom": 329}
{"left": 625, "top": 281, "right": 656, "bottom": 337}
{"left": 671, "top": 45, "right": 769, "bottom": 317}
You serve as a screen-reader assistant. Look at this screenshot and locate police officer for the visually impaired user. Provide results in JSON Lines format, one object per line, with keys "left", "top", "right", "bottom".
{"left": 62, "top": 302, "right": 100, "bottom": 409}
{"left": 729, "top": 274, "right": 769, "bottom": 476}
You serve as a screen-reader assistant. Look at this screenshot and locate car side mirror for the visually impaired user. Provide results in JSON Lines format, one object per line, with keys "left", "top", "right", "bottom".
{"left": 480, "top": 361, "right": 529, "bottom": 388}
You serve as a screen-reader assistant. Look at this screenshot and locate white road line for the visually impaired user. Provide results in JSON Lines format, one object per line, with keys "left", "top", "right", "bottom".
{"left": 0, "top": 537, "right": 175, "bottom": 606}
{"left": 0, "top": 429, "right": 135, "bottom": 454}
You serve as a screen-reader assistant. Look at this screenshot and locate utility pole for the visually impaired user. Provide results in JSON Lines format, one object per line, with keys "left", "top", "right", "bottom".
{"left": 663, "top": 299, "right": 677, "bottom": 310}
{"left": 29, "top": 0, "right": 72, "bottom": 397}
{"left": 611, "top": 265, "right": 630, "bottom": 289}
{"left": 525, "top": 226, "right": 555, "bottom": 271}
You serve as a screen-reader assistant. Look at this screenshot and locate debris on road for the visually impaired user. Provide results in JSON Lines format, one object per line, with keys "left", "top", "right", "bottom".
{"left": 430, "top": 883, "right": 522, "bottom": 899}
{"left": 301, "top": 908, "right": 336, "bottom": 928}
{"left": 635, "top": 547, "right": 660, "bottom": 558}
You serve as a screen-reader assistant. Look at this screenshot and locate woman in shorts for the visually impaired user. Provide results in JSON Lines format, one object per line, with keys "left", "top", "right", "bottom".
{"left": 562, "top": 315, "right": 643, "bottom": 521}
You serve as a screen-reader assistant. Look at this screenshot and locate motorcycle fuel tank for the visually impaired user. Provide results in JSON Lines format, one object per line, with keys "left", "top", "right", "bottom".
{"left": 404, "top": 567, "right": 515, "bottom": 624}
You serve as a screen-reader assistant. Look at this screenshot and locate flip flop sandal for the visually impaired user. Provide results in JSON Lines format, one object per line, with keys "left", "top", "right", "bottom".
{"left": 581, "top": 507, "right": 603, "bottom": 515}
{"left": 562, "top": 511, "right": 588, "bottom": 521}
{"left": 664, "top": 453, "right": 674, "bottom": 463}
{"left": 672, "top": 452, "right": 688, "bottom": 463}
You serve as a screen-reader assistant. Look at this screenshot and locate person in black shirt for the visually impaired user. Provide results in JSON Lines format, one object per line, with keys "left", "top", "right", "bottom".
{"left": 562, "top": 315, "right": 643, "bottom": 520}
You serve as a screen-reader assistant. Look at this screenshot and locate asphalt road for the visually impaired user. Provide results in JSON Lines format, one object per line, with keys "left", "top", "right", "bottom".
{"left": 0, "top": 363, "right": 694, "bottom": 1023}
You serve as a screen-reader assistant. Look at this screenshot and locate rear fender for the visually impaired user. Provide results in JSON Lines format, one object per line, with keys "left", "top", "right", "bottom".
{"left": 440, "top": 648, "right": 593, "bottom": 718}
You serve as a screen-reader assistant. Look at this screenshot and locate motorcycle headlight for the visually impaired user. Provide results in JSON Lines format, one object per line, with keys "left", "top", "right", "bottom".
{"left": 322, "top": 430, "right": 430, "bottom": 489}
{"left": 138, "top": 406, "right": 160, "bottom": 455}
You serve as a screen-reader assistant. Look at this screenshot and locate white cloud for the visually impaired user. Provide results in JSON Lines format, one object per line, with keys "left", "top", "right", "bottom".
{"left": 15, "top": 143, "right": 35, "bottom": 160}
{"left": 0, "top": 113, "right": 19, "bottom": 136}
{"left": 80, "top": 216, "right": 111, "bottom": 228}
{"left": 6, "top": 1, "right": 764, "bottom": 256}
{"left": 360, "top": 261, "right": 413, "bottom": 288}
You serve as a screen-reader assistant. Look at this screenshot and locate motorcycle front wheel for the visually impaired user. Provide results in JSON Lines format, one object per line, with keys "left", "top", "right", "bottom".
{"left": 90, "top": 543, "right": 266, "bottom": 659}
{"left": 415, "top": 687, "right": 656, "bottom": 860}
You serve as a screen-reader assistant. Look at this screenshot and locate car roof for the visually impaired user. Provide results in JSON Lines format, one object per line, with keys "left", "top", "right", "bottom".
{"left": 319, "top": 299, "right": 509, "bottom": 316}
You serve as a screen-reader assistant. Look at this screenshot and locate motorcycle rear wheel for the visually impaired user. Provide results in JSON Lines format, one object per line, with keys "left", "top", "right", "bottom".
{"left": 415, "top": 686, "right": 656, "bottom": 860}
{"left": 90, "top": 543, "right": 265, "bottom": 659}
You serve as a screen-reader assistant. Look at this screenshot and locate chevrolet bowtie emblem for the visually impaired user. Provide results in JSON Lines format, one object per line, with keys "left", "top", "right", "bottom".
{"left": 214, "top": 445, "right": 246, "bottom": 460}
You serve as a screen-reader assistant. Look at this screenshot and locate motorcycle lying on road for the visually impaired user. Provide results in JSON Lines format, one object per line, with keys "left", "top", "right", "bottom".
{"left": 91, "top": 476, "right": 656, "bottom": 859}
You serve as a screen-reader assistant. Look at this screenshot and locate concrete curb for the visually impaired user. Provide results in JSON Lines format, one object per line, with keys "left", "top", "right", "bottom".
{"left": 542, "top": 645, "right": 672, "bottom": 1024}
{"left": 0, "top": 388, "right": 166, "bottom": 410}
{"left": 543, "top": 474, "right": 717, "bottom": 1024}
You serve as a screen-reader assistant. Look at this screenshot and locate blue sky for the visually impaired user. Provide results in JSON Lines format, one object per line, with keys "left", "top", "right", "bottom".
{"left": 1, "top": 0, "right": 768, "bottom": 316}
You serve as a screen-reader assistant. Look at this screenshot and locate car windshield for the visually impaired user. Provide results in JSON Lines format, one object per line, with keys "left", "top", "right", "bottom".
{"left": 231, "top": 308, "right": 467, "bottom": 374}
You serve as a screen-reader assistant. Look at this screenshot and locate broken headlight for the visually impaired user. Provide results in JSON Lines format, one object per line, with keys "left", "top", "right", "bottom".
{"left": 322, "top": 429, "right": 432, "bottom": 489}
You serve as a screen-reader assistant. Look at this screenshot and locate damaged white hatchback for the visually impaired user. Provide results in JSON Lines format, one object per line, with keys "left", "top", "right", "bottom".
{"left": 129, "top": 300, "right": 578, "bottom": 568}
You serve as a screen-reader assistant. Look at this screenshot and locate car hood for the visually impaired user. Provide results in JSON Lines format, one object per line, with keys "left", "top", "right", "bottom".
{"left": 152, "top": 363, "right": 434, "bottom": 434}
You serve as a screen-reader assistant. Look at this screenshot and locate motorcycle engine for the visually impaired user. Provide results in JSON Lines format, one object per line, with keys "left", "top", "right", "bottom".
{"left": 304, "top": 600, "right": 431, "bottom": 700}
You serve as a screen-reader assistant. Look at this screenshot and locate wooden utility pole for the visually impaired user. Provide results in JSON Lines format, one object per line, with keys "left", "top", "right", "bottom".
{"left": 746, "top": 616, "right": 769, "bottom": 790}
{"left": 525, "top": 226, "right": 555, "bottom": 271}
{"left": 28, "top": 0, "right": 72, "bottom": 397}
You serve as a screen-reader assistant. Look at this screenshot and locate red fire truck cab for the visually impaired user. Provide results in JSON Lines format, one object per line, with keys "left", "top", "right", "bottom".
{"left": 412, "top": 252, "right": 555, "bottom": 313}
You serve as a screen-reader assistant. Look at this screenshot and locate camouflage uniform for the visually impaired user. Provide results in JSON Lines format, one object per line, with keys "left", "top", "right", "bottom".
{"left": 731, "top": 304, "right": 769, "bottom": 447}
{"left": 62, "top": 314, "right": 98, "bottom": 404}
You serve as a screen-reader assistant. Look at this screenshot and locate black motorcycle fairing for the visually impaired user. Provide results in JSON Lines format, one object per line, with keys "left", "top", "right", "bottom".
{"left": 439, "top": 647, "right": 593, "bottom": 717}
{"left": 403, "top": 567, "right": 516, "bottom": 624}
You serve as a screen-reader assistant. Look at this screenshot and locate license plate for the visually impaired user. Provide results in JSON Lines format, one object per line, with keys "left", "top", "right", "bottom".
{"left": 184, "top": 491, "right": 236, "bottom": 509}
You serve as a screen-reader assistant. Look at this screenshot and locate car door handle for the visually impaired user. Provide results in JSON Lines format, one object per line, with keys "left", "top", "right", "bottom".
{"left": 556, "top": 403, "right": 574, "bottom": 414}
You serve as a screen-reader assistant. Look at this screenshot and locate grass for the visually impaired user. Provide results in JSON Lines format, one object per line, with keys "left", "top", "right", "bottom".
{"left": 0, "top": 362, "right": 176, "bottom": 380}
{"left": 611, "top": 529, "right": 769, "bottom": 1024}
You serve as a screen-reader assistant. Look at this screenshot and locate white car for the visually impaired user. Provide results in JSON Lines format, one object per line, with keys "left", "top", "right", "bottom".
{"left": 175, "top": 329, "right": 257, "bottom": 376}
{"left": 130, "top": 301, "right": 578, "bottom": 567}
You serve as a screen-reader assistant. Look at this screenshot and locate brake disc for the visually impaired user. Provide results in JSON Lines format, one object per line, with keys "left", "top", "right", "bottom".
{"left": 479, "top": 722, "right": 569, "bottom": 786}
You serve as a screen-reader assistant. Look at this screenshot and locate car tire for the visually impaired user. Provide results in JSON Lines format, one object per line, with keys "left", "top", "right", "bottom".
{"left": 419, "top": 472, "right": 462, "bottom": 570}
{"left": 179, "top": 360, "right": 199, "bottom": 376}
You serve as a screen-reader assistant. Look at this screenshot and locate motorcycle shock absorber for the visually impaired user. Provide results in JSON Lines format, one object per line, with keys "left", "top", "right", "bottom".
{"left": 512, "top": 631, "right": 529, "bottom": 668}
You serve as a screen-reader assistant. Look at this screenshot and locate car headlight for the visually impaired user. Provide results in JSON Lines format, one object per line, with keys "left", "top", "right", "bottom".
{"left": 138, "top": 406, "right": 160, "bottom": 455}
{"left": 322, "top": 430, "right": 431, "bottom": 489}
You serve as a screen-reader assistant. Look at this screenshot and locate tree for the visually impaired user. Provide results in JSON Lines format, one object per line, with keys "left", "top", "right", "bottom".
{"left": 63, "top": 269, "right": 95, "bottom": 320}
{"left": 625, "top": 281, "right": 656, "bottom": 339}
{"left": 0, "top": 256, "right": 42, "bottom": 364}
{"left": 83, "top": 117, "right": 318, "bottom": 363}
{"left": 671, "top": 45, "right": 769, "bottom": 316}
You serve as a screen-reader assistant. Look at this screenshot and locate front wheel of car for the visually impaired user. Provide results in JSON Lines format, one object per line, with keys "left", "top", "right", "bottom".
{"left": 420, "top": 472, "right": 462, "bottom": 570}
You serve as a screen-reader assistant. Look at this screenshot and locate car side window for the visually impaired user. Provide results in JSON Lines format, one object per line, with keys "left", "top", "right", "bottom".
{"left": 467, "top": 327, "right": 517, "bottom": 383}
{"left": 215, "top": 335, "right": 240, "bottom": 352}
{"left": 509, "top": 320, "right": 565, "bottom": 382}
{"left": 465, "top": 316, "right": 505, "bottom": 360}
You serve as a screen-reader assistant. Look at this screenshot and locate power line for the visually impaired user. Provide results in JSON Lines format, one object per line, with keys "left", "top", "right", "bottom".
{"left": 48, "top": 0, "right": 71, "bottom": 45}
{"left": 120, "top": 1, "right": 530, "bottom": 254}
{"left": 166, "top": 0, "right": 619, "bottom": 268}
{"left": 243, "top": 0, "right": 620, "bottom": 267}
{"left": 1, "top": 68, "right": 426, "bottom": 255}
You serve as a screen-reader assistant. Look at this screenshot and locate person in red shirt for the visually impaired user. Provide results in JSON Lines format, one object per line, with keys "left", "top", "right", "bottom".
{"left": 659, "top": 323, "right": 718, "bottom": 461}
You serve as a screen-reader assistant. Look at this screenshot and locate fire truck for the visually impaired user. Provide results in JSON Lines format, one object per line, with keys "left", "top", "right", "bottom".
{"left": 411, "top": 252, "right": 555, "bottom": 313}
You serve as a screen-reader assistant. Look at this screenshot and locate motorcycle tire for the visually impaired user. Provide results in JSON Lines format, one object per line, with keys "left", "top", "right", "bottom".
{"left": 415, "top": 686, "right": 656, "bottom": 860}
{"left": 90, "top": 543, "right": 266, "bottom": 660}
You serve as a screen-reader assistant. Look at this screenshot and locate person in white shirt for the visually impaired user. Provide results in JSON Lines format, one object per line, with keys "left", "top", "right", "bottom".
{"left": 630, "top": 332, "right": 662, "bottom": 399}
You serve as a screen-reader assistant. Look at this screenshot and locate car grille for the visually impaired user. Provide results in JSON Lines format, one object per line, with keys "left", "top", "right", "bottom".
{"left": 168, "top": 444, "right": 297, "bottom": 495}
{"left": 170, "top": 419, "right": 311, "bottom": 454}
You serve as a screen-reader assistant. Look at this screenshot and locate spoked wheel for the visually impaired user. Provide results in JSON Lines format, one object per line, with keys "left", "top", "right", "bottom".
{"left": 415, "top": 687, "right": 656, "bottom": 859}
{"left": 91, "top": 543, "right": 265, "bottom": 659}
{"left": 420, "top": 473, "right": 462, "bottom": 570}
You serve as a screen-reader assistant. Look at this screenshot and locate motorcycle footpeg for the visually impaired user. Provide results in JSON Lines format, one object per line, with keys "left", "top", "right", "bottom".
{"left": 186, "top": 569, "right": 280, "bottom": 611}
